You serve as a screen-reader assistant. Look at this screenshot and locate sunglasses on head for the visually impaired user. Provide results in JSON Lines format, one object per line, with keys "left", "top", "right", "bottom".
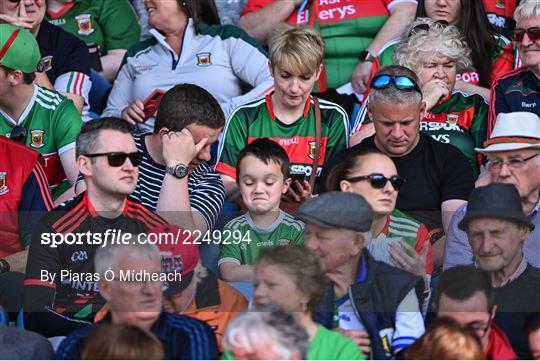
{"left": 83, "top": 152, "right": 143, "bottom": 167}
{"left": 345, "top": 173, "right": 406, "bottom": 191}
{"left": 370, "top": 74, "right": 422, "bottom": 95}
{"left": 9, "top": 125, "right": 27, "bottom": 144}
{"left": 407, "top": 20, "right": 448, "bottom": 38}
{"left": 512, "top": 27, "right": 540, "bottom": 42}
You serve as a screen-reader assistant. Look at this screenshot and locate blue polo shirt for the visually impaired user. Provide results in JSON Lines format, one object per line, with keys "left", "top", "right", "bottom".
{"left": 36, "top": 21, "right": 91, "bottom": 104}
{"left": 56, "top": 312, "right": 219, "bottom": 360}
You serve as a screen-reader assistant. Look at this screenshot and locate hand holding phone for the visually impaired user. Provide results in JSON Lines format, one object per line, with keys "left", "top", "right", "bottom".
{"left": 143, "top": 89, "right": 166, "bottom": 121}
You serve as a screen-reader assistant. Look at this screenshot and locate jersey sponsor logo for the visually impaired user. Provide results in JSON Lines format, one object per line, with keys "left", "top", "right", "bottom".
{"left": 276, "top": 239, "right": 291, "bottom": 246}
{"left": 76, "top": 14, "right": 94, "bottom": 35}
{"left": 0, "top": 172, "right": 9, "bottom": 195}
{"left": 456, "top": 71, "right": 480, "bottom": 84}
{"left": 37, "top": 56, "right": 53, "bottom": 73}
{"left": 290, "top": 164, "right": 322, "bottom": 177}
{"left": 430, "top": 134, "right": 451, "bottom": 143}
{"left": 134, "top": 63, "right": 159, "bottom": 73}
{"left": 71, "top": 250, "right": 89, "bottom": 262}
{"left": 196, "top": 52, "right": 212, "bottom": 66}
{"left": 48, "top": 19, "right": 66, "bottom": 26}
{"left": 30, "top": 129, "right": 45, "bottom": 149}
{"left": 419, "top": 121, "right": 463, "bottom": 132}
{"left": 522, "top": 101, "right": 537, "bottom": 108}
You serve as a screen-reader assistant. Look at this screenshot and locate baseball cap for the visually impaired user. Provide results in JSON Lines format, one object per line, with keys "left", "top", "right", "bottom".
{"left": 0, "top": 24, "right": 41, "bottom": 73}
{"left": 147, "top": 224, "right": 200, "bottom": 296}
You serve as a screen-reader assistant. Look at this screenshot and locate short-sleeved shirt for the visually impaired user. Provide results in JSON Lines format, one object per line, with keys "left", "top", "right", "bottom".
{"left": 130, "top": 133, "right": 225, "bottom": 231}
{"left": 37, "top": 21, "right": 91, "bottom": 103}
{"left": 325, "top": 134, "right": 474, "bottom": 230}
{"left": 242, "top": 0, "right": 417, "bottom": 89}
{"left": 46, "top": 0, "right": 140, "bottom": 55}
{"left": 0, "top": 84, "right": 83, "bottom": 199}
{"left": 216, "top": 95, "right": 349, "bottom": 192}
{"left": 488, "top": 67, "right": 540, "bottom": 135}
{"left": 218, "top": 210, "right": 304, "bottom": 266}
{"left": 367, "top": 209, "right": 433, "bottom": 275}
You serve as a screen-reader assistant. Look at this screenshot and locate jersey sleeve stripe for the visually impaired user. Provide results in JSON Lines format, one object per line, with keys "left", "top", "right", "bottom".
{"left": 52, "top": 202, "right": 85, "bottom": 231}
{"left": 59, "top": 211, "right": 90, "bottom": 234}
{"left": 24, "top": 279, "right": 57, "bottom": 288}
{"left": 33, "top": 164, "right": 54, "bottom": 210}
{"left": 126, "top": 201, "right": 167, "bottom": 225}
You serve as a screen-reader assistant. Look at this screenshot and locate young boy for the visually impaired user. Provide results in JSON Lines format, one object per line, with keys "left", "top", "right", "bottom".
{"left": 218, "top": 138, "right": 305, "bottom": 282}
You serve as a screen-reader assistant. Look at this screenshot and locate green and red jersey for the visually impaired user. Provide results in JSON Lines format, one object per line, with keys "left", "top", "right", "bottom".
{"left": 483, "top": 0, "right": 518, "bottom": 38}
{"left": 0, "top": 85, "right": 82, "bottom": 199}
{"left": 242, "top": 0, "right": 415, "bottom": 90}
{"left": 216, "top": 94, "right": 348, "bottom": 192}
{"left": 420, "top": 92, "right": 488, "bottom": 176}
{"left": 46, "top": 0, "right": 140, "bottom": 55}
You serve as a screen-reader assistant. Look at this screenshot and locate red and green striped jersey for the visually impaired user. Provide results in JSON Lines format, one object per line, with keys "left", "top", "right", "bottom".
{"left": 0, "top": 85, "right": 83, "bottom": 199}
{"left": 420, "top": 92, "right": 488, "bottom": 176}
{"left": 216, "top": 95, "right": 348, "bottom": 192}
{"left": 242, "top": 0, "right": 413, "bottom": 90}
{"left": 372, "top": 34, "right": 514, "bottom": 87}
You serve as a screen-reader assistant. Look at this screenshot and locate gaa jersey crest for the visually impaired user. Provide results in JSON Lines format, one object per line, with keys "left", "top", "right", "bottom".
{"left": 75, "top": 13, "right": 94, "bottom": 35}
{"left": 0, "top": 171, "right": 8, "bottom": 195}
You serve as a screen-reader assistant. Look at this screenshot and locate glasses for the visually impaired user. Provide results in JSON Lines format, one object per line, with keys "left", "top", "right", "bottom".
{"left": 512, "top": 27, "right": 540, "bottom": 42}
{"left": 407, "top": 20, "right": 448, "bottom": 38}
{"left": 83, "top": 152, "right": 143, "bottom": 167}
{"left": 345, "top": 173, "right": 406, "bottom": 191}
{"left": 487, "top": 153, "right": 539, "bottom": 171}
{"left": 370, "top": 75, "right": 422, "bottom": 95}
{"left": 9, "top": 125, "right": 27, "bottom": 144}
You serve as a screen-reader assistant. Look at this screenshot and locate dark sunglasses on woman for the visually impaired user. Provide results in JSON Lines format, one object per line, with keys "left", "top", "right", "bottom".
{"left": 82, "top": 152, "right": 143, "bottom": 167}
{"left": 345, "top": 173, "right": 406, "bottom": 191}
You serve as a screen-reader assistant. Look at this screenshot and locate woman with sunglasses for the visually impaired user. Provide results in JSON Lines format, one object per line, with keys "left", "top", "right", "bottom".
{"left": 371, "top": 0, "right": 514, "bottom": 100}
{"left": 102, "top": 0, "right": 273, "bottom": 133}
{"left": 353, "top": 19, "right": 489, "bottom": 177}
{"left": 327, "top": 149, "right": 433, "bottom": 290}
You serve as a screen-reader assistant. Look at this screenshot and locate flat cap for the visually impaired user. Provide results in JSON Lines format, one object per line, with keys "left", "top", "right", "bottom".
{"left": 296, "top": 192, "right": 373, "bottom": 232}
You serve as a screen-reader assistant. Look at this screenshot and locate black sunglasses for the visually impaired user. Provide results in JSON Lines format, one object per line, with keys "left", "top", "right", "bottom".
{"left": 370, "top": 75, "right": 422, "bottom": 95}
{"left": 345, "top": 173, "right": 406, "bottom": 191}
{"left": 7, "top": 0, "right": 21, "bottom": 3}
{"left": 83, "top": 152, "right": 143, "bottom": 167}
{"left": 512, "top": 27, "right": 540, "bottom": 42}
{"left": 9, "top": 125, "right": 27, "bottom": 144}
{"left": 407, "top": 20, "right": 448, "bottom": 38}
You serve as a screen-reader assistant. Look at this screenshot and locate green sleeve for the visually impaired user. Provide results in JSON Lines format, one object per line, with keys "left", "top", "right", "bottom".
{"left": 221, "top": 351, "right": 234, "bottom": 360}
{"left": 53, "top": 99, "right": 83, "bottom": 150}
{"left": 216, "top": 111, "right": 249, "bottom": 179}
{"left": 471, "top": 97, "right": 489, "bottom": 149}
{"left": 100, "top": 0, "right": 141, "bottom": 52}
{"left": 323, "top": 109, "right": 349, "bottom": 166}
{"left": 218, "top": 223, "right": 243, "bottom": 264}
{"left": 292, "top": 225, "right": 305, "bottom": 245}
{"left": 336, "top": 342, "right": 366, "bottom": 360}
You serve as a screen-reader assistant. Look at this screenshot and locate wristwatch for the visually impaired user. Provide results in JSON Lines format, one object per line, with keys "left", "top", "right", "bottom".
{"left": 166, "top": 163, "right": 188, "bottom": 179}
{"left": 358, "top": 50, "right": 375, "bottom": 63}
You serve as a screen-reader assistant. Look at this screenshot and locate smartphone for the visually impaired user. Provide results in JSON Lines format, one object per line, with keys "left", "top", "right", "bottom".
{"left": 290, "top": 172, "right": 306, "bottom": 192}
{"left": 143, "top": 89, "right": 166, "bottom": 121}
{"left": 87, "top": 42, "right": 103, "bottom": 72}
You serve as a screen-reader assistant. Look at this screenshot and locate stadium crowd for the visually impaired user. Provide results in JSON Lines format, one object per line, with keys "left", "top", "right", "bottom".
{"left": 0, "top": 0, "right": 539, "bottom": 359}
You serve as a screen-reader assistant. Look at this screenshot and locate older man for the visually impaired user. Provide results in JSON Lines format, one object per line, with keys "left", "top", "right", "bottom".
{"left": 297, "top": 191, "right": 424, "bottom": 360}
{"left": 489, "top": 1, "right": 540, "bottom": 133}
{"left": 445, "top": 112, "right": 540, "bottom": 269}
{"left": 458, "top": 183, "right": 540, "bottom": 359}
{"left": 324, "top": 65, "right": 474, "bottom": 267}
{"left": 434, "top": 266, "right": 516, "bottom": 360}
{"left": 56, "top": 242, "right": 218, "bottom": 360}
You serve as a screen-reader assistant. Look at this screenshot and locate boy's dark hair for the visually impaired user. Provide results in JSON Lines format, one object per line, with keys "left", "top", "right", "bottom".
{"left": 524, "top": 310, "right": 540, "bottom": 334}
{"left": 76, "top": 117, "right": 134, "bottom": 158}
{"left": 154, "top": 84, "right": 225, "bottom": 134}
{"left": 433, "top": 266, "right": 496, "bottom": 312}
{"left": 235, "top": 138, "right": 290, "bottom": 181}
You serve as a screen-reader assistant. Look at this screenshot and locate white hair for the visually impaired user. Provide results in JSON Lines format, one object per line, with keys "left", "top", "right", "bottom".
{"left": 94, "top": 236, "right": 161, "bottom": 276}
{"left": 515, "top": 0, "right": 540, "bottom": 22}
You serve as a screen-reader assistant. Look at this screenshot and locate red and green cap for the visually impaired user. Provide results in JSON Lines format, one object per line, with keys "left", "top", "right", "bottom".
{"left": 0, "top": 24, "right": 40, "bottom": 73}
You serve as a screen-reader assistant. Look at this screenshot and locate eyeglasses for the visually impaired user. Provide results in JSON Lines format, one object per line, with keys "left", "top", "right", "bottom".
{"left": 82, "top": 152, "right": 143, "bottom": 167}
{"left": 512, "top": 27, "right": 540, "bottom": 42}
{"left": 370, "top": 75, "right": 422, "bottom": 95}
{"left": 407, "top": 20, "right": 448, "bottom": 38}
{"left": 9, "top": 125, "right": 27, "bottom": 144}
{"left": 345, "top": 173, "right": 406, "bottom": 191}
{"left": 487, "top": 153, "right": 539, "bottom": 171}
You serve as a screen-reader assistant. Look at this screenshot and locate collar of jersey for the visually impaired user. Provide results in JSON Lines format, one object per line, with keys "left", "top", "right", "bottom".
{"left": 265, "top": 93, "right": 312, "bottom": 121}
{"left": 149, "top": 18, "right": 195, "bottom": 56}
{"left": 83, "top": 191, "right": 129, "bottom": 218}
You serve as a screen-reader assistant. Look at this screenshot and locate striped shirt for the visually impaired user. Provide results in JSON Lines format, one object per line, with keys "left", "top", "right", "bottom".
{"left": 132, "top": 133, "right": 225, "bottom": 230}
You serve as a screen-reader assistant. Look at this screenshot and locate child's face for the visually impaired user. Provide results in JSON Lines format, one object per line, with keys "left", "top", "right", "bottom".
{"left": 238, "top": 155, "right": 291, "bottom": 214}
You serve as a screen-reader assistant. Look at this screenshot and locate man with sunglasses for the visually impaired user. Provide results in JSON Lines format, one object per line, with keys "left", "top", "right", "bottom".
{"left": 23, "top": 117, "right": 167, "bottom": 337}
{"left": 0, "top": 23, "right": 82, "bottom": 201}
{"left": 489, "top": 1, "right": 540, "bottom": 134}
{"left": 445, "top": 112, "right": 540, "bottom": 269}
{"left": 325, "top": 65, "right": 474, "bottom": 268}
{"left": 434, "top": 266, "right": 517, "bottom": 360}
{"left": 456, "top": 183, "right": 540, "bottom": 359}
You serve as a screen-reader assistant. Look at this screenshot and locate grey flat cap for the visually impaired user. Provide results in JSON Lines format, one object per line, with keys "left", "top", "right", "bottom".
{"left": 296, "top": 192, "right": 373, "bottom": 232}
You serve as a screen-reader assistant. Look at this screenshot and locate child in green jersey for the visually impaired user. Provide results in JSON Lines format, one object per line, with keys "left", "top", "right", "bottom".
{"left": 218, "top": 138, "right": 305, "bottom": 282}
